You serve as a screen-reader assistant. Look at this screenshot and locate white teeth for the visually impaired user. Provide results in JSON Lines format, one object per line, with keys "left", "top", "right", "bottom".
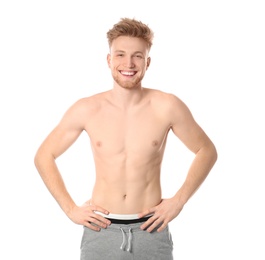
{"left": 121, "top": 71, "right": 135, "bottom": 76}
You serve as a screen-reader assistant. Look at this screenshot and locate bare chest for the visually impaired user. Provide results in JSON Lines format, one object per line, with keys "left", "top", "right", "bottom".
{"left": 85, "top": 106, "right": 171, "bottom": 156}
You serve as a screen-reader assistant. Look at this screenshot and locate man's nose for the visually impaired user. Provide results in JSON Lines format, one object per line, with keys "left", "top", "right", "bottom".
{"left": 123, "top": 57, "right": 135, "bottom": 68}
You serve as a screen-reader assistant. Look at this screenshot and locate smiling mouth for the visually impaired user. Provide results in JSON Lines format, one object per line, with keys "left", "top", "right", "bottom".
{"left": 120, "top": 70, "right": 137, "bottom": 76}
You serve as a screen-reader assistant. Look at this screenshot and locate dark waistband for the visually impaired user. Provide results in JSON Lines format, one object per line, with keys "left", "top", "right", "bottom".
{"left": 106, "top": 215, "right": 151, "bottom": 224}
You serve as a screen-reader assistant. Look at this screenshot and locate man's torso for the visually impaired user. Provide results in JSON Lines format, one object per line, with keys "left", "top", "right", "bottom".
{"left": 81, "top": 88, "right": 174, "bottom": 214}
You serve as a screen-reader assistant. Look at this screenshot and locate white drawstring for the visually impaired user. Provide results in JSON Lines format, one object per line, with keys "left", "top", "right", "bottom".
{"left": 127, "top": 228, "right": 132, "bottom": 252}
{"left": 119, "top": 227, "right": 133, "bottom": 252}
{"left": 120, "top": 228, "right": 126, "bottom": 250}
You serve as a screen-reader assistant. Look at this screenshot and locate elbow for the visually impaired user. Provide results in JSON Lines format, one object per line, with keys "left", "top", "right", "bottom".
{"left": 34, "top": 147, "right": 56, "bottom": 170}
{"left": 34, "top": 147, "right": 46, "bottom": 169}
{"left": 34, "top": 150, "right": 41, "bottom": 169}
{"left": 210, "top": 142, "right": 218, "bottom": 165}
{"left": 198, "top": 141, "right": 218, "bottom": 166}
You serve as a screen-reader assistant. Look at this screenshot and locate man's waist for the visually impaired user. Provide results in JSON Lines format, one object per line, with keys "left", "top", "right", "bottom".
{"left": 95, "top": 211, "right": 153, "bottom": 224}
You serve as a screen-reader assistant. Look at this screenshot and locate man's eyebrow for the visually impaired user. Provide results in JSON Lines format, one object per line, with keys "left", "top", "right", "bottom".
{"left": 114, "top": 50, "right": 144, "bottom": 55}
{"left": 133, "top": 51, "right": 144, "bottom": 55}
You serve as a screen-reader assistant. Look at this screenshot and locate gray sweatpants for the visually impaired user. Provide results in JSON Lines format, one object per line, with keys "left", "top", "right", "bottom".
{"left": 80, "top": 222, "right": 174, "bottom": 260}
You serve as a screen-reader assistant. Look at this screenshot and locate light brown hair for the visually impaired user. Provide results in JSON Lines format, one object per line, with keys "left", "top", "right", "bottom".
{"left": 107, "top": 18, "right": 154, "bottom": 50}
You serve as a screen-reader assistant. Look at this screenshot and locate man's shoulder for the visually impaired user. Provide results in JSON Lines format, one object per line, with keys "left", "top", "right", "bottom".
{"left": 146, "top": 88, "right": 182, "bottom": 105}
{"left": 146, "top": 88, "right": 190, "bottom": 121}
{"left": 75, "top": 91, "right": 110, "bottom": 106}
{"left": 68, "top": 91, "right": 110, "bottom": 117}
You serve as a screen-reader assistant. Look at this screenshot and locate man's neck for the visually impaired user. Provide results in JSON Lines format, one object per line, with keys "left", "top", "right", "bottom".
{"left": 110, "top": 84, "right": 145, "bottom": 109}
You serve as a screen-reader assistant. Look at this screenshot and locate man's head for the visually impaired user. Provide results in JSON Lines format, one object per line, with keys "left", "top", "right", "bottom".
{"left": 107, "top": 18, "right": 154, "bottom": 90}
{"left": 107, "top": 18, "right": 154, "bottom": 51}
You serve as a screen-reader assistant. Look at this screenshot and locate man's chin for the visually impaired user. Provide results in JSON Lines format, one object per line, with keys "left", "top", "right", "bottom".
{"left": 117, "top": 82, "right": 136, "bottom": 89}
{"left": 114, "top": 77, "right": 141, "bottom": 89}
{"left": 118, "top": 81, "right": 140, "bottom": 89}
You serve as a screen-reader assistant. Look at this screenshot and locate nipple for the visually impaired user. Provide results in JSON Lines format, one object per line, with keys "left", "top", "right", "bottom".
{"left": 96, "top": 141, "right": 102, "bottom": 147}
{"left": 152, "top": 140, "right": 158, "bottom": 146}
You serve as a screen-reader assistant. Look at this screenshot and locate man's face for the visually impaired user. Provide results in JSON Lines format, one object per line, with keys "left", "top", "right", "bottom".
{"left": 107, "top": 36, "right": 151, "bottom": 89}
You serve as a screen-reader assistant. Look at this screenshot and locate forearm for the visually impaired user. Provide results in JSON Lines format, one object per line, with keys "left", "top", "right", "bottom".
{"left": 34, "top": 153, "right": 76, "bottom": 215}
{"left": 174, "top": 143, "right": 217, "bottom": 206}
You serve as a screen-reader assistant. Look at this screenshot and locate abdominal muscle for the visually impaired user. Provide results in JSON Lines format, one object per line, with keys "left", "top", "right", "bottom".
{"left": 89, "top": 154, "right": 163, "bottom": 214}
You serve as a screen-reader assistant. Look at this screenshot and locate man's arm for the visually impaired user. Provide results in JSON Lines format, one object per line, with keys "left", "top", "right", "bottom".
{"left": 34, "top": 99, "right": 110, "bottom": 231}
{"left": 139, "top": 94, "right": 218, "bottom": 232}
{"left": 169, "top": 95, "right": 218, "bottom": 205}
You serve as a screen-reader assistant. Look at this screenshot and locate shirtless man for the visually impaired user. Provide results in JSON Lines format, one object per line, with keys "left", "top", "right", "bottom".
{"left": 34, "top": 18, "right": 217, "bottom": 259}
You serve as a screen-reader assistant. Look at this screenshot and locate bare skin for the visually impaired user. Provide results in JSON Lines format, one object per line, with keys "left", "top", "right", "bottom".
{"left": 34, "top": 36, "right": 217, "bottom": 233}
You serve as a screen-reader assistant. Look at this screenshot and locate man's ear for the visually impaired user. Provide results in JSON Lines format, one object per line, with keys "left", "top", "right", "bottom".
{"left": 146, "top": 56, "right": 151, "bottom": 70}
{"left": 107, "top": 53, "right": 111, "bottom": 68}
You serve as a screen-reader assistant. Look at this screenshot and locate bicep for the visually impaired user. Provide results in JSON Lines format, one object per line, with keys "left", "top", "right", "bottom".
{"left": 170, "top": 98, "right": 210, "bottom": 154}
{"left": 37, "top": 103, "right": 85, "bottom": 159}
{"left": 42, "top": 124, "right": 83, "bottom": 159}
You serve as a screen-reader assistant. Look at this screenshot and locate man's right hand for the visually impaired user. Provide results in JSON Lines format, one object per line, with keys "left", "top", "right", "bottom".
{"left": 67, "top": 200, "right": 111, "bottom": 231}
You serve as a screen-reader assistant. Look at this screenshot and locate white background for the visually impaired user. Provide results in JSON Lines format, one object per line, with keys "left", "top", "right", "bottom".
{"left": 1, "top": 0, "right": 264, "bottom": 259}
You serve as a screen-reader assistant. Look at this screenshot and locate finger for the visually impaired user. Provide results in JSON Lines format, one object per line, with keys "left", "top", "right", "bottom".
{"left": 91, "top": 212, "right": 111, "bottom": 226}
{"left": 157, "top": 222, "right": 167, "bottom": 232}
{"left": 140, "top": 215, "right": 158, "bottom": 230}
{"left": 84, "top": 221, "right": 101, "bottom": 232}
{"left": 83, "top": 200, "right": 109, "bottom": 214}
{"left": 146, "top": 218, "right": 163, "bottom": 233}
{"left": 90, "top": 213, "right": 110, "bottom": 226}
{"left": 90, "top": 205, "right": 109, "bottom": 215}
{"left": 86, "top": 216, "right": 109, "bottom": 229}
{"left": 138, "top": 207, "right": 156, "bottom": 218}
